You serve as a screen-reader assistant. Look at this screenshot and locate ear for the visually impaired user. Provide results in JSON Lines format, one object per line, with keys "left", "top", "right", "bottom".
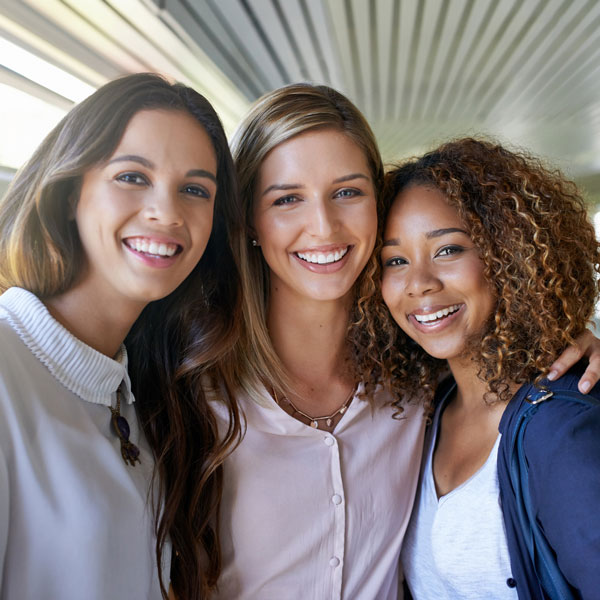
{"left": 247, "top": 225, "right": 259, "bottom": 247}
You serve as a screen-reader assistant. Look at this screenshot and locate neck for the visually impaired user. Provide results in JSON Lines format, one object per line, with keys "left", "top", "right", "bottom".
{"left": 267, "top": 285, "right": 354, "bottom": 415}
{"left": 446, "top": 354, "right": 519, "bottom": 412}
{"left": 44, "top": 283, "right": 144, "bottom": 358}
{"left": 446, "top": 356, "right": 491, "bottom": 410}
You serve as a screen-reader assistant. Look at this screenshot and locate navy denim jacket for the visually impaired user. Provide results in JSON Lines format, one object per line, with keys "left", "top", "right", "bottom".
{"left": 497, "top": 365, "right": 600, "bottom": 599}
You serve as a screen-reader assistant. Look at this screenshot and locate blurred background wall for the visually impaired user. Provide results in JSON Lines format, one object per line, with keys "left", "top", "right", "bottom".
{"left": 1, "top": 0, "right": 599, "bottom": 209}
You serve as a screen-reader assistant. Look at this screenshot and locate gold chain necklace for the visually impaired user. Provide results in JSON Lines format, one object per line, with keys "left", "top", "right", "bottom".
{"left": 275, "top": 384, "right": 357, "bottom": 430}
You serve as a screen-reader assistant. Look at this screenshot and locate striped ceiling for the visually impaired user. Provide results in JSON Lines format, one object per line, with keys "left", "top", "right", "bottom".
{"left": 1, "top": 0, "right": 599, "bottom": 192}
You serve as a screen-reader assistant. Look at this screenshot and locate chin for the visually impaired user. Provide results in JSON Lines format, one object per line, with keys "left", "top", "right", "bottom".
{"left": 313, "top": 290, "right": 354, "bottom": 303}
{"left": 134, "top": 287, "right": 177, "bottom": 306}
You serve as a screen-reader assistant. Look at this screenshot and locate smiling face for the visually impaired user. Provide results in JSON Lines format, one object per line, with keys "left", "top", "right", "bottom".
{"left": 74, "top": 108, "right": 217, "bottom": 312}
{"left": 381, "top": 185, "right": 496, "bottom": 367}
{"left": 253, "top": 128, "right": 377, "bottom": 304}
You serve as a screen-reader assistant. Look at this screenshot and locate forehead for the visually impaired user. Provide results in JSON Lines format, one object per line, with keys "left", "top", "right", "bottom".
{"left": 258, "top": 128, "right": 370, "bottom": 182}
{"left": 385, "top": 185, "right": 464, "bottom": 234}
{"left": 113, "top": 109, "right": 217, "bottom": 169}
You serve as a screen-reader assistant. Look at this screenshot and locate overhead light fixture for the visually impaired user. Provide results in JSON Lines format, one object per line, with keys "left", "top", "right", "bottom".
{"left": 0, "top": 36, "right": 96, "bottom": 103}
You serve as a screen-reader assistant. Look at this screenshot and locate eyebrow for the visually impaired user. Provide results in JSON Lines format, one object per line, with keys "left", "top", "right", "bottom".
{"left": 108, "top": 155, "right": 154, "bottom": 168}
{"left": 426, "top": 227, "right": 468, "bottom": 239}
{"left": 333, "top": 172, "right": 370, "bottom": 184}
{"left": 261, "top": 172, "right": 370, "bottom": 197}
{"left": 186, "top": 169, "right": 217, "bottom": 183}
{"left": 382, "top": 227, "right": 469, "bottom": 247}
{"left": 108, "top": 155, "right": 217, "bottom": 183}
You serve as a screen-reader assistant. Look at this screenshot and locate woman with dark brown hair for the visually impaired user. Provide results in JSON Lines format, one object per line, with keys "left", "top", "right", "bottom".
{"left": 0, "top": 73, "right": 242, "bottom": 600}
{"left": 380, "top": 138, "right": 600, "bottom": 599}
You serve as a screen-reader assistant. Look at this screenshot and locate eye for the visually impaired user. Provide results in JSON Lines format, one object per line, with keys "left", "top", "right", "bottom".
{"left": 436, "top": 245, "right": 464, "bottom": 258}
{"left": 116, "top": 172, "right": 148, "bottom": 185}
{"left": 334, "top": 188, "right": 362, "bottom": 199}
{"left": 182, "top": 184, "right": 210, "bottom": 199}
{"left": 383, "top": 256, "right": 408, "bottom": 267}
{"left": 273, "top": 195, "right": 299, "bottom": 206}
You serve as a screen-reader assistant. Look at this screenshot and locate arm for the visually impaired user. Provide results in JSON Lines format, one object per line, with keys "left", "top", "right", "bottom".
{"left": 525, "top": 399, "right": 600, "bottom": 596}
{"left": 548, "top": 329, "right": 600, "bottom": 393}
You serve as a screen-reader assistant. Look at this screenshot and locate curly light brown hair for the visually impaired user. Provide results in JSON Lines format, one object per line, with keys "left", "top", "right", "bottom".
{"left": 381, "top": 137, "right": 600, "bottom": 405}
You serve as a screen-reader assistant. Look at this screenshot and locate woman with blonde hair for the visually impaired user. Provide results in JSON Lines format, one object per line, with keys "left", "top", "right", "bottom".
{"left": 208, "top": 83, "right": 425, "bottom": 598}
{"left": 212, "top": 88, "right": 600, "bottom": 599}
{"left": 0, "top": 73, "right": 243, "bottom": 600}
{"left": 380, "top": 138, "right": 600, "bottom": 598}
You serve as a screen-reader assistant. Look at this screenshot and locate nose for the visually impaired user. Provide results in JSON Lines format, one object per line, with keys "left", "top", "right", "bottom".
{"left": 405, "top": 262, "right": 442, "bottom": 297}
{"left": 308, "top": 198, "right": 339, "bottom": 238}
{"left": 143, "top": 187, "right": 184, "bottom": 227}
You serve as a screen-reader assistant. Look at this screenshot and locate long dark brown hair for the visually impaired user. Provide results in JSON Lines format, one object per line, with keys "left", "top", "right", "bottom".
{"left": 381, "top": 137, "right": 600, "bottom": 407}
{"left": 0, "top": 73, "right": 243, "bottom": 598}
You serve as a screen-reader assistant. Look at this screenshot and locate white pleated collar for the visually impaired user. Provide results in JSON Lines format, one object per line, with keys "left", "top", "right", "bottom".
{"left": 0, "top": 287, "right": 134, "bottom": 406}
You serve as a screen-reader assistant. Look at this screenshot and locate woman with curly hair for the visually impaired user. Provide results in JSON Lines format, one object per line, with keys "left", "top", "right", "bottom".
{"left": 380, "top": 138, "right": 600, "bottom": 599}
{"left": 213, "top": 90, "right": 598, "bottom": 598}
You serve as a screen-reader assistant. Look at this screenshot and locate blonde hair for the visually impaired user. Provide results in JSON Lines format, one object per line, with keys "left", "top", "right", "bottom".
{"left": 230, "top": 83, "right": 387, "bottom": 403}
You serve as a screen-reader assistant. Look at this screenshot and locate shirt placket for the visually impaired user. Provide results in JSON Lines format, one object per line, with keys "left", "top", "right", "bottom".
{"left": 323, "top": 432, "right": 345, "bottom": 600}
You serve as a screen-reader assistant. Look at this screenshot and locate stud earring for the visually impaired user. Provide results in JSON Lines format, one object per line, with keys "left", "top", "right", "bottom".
{"left": 252, "top": 239, "right": 259, "bottom": 247}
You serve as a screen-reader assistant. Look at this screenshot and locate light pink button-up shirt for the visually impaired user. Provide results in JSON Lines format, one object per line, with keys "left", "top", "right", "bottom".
{"left": 214, "top": 384, "right": 426, "bottom": 600}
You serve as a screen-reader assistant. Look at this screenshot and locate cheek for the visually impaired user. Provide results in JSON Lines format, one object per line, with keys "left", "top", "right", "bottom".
{"left": 255, "top": 214, "right": 299, "bottom": 254}
{"left": 358, "top": 202, "right": 378, "bottom": 244}
{"left": 192, "top": 208, "right": 216, "bottom": 246}
{"left": 252, "top": 208, "right": 276, "bottom": 244}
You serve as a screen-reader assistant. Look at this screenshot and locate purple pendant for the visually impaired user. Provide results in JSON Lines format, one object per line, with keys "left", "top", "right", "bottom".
{"left": 109, "top": 410, "right": 140, "bottom": 467}
{"left": 121, "top": 441, "right": 141, "bottom": 466}
{"left": 112, "top": 414, "right": 130, "bottom": 439}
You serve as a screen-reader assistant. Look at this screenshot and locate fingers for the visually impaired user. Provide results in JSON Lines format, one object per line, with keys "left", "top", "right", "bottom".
{"left": 548, "top": 338, "right": 586, "bottom": 381}
{"left": 577, "top": 355, "right": 600, "bottom": 393}
{"left": 548, "top": 330, "right": 600, "bottom": 393}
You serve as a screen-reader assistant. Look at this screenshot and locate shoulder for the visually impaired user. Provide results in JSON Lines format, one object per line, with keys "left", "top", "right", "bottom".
{"left": 523, "top": 391, "right": 600, "bottom": 462}
{"left": 501, "top": 363, "right": 599, "bottom": 433}
{"left": 526, "top": 364, "right": 600, "bottom": 437}
{"left": 0, "top": 317, "right": 30, "bottom": 369}
{"left": 501, "top": 366, "right": 600, "bottom": 487}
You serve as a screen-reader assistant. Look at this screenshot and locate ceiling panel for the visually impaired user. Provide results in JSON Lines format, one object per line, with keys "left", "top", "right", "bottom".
{"left": 0, "top": 0, "right": 599, "bottom": 194}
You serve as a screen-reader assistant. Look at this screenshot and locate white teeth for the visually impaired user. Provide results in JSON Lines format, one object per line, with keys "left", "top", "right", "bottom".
{"left": 414, "top": 304, "right": 461, "bottom": 323}
{"left": 127, "top": 238, "right": 178, "bottom": 257}
{"left": 297, "top": 247, "right": 349, "bottom": 264}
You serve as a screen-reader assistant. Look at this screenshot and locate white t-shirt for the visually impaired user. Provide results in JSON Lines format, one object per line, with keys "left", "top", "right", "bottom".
{"left": 212, "top": 385, "right": 426, "bottom": 600}
{"left": 401, "top": 393, "right": 517, "bottom": 599}
{"left": 0, "top": 287, "right": 169, "bottom": 600}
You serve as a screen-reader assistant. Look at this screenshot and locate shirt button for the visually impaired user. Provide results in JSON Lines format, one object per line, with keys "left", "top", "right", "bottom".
{"left": 506, "top": 578, "right": 517, "bottom": 588}
{"left": 329, "top": 557, "right": 340, "bottom": 568}
{"left": 324, "top": 436, "right": 335, "bottom": 446}
{"left": 332, "top": 494, "right": 342, "bottom": 505}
